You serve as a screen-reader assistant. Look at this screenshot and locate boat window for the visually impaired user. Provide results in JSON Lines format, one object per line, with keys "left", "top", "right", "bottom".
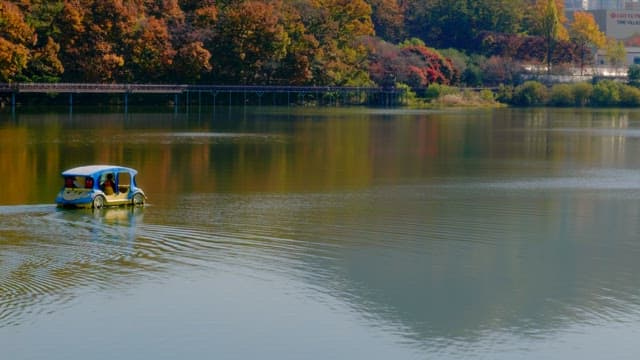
{"left": 64, "top": 176, "right": 75, "bottom": 188}
{"left": 65, "top": 176, "right": 90, "bottom": 188}
{"left": 118, "top": 172, "right": 132, "bottom": 192}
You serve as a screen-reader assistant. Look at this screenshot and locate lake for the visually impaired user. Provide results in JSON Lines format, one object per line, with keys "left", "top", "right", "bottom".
{"left": 2, "top": 106, "right": 640, "bottom": 359}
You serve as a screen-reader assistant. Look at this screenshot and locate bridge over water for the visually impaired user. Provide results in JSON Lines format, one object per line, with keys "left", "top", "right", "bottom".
{"left": 0, "top": 83, "right": 404, "bottom": 112}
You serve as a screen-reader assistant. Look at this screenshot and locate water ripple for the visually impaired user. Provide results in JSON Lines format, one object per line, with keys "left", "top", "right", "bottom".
{"left": 0, "top": 204, "right": 344, "bottom": 328}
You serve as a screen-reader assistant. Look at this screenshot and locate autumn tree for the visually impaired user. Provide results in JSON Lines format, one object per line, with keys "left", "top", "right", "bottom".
{"left": 53, "top": 0, "right": 133, "bottom": 82}
{"left": 295, "top": 0, "right": 375, "bottom": 85}
{"left": 0, "top": 1, "right": 35, "bottom": 82}
{"left": 25, "top": 36, "right": 64, "bottom": 82}
{"left": 122, "top": 17, "right": 176, "bottom": 82}
{"left": 569, "top": 11, "right": 606, "bottom": 75}
{"left": 271, "top": 3, "right": 319, "bottom": 84}
{"left": 367, "top": 0, "right": 404, "bottom": 42}
{"left": 52, "top": 0, "right": 85, "bottom": 81}
{"left": 367, "top": 37, "right": 458, "bottom": 89}
{"left": 210, "top": 0, "right": 289, "bottom": 84}
{"left": 171, "top": 0, "right": 217, "bottom": 82}
{"left": 527, "top": 0, "right": 568, "bottom": 73}
{"left": 172, "top": 41, "right": 211, "bottom": 82}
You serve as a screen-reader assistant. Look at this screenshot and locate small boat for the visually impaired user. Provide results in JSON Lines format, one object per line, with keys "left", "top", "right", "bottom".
{"left": 55, "top": 165, "right": 146, "bottom": 208}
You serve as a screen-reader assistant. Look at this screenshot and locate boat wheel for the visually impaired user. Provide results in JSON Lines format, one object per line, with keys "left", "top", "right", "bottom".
{"left": 92, "top": 195, "right": 106, "bottom": 209}
{"left": 132, "top": 193, "right": 145, "bottom": 206}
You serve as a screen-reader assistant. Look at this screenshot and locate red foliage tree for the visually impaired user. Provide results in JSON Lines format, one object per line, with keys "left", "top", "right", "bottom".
{"left": 366, "top": 37, "right": 458, "bottom": 89}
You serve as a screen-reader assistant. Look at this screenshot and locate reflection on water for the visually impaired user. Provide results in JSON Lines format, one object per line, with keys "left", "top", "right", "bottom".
{"left": 3, "top": 107, "right": 640, "bottom": 359}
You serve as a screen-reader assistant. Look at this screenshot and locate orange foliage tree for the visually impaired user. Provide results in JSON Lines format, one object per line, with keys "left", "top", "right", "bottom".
{"left": 569, "top": 11, "right": 606, "bottom": 75}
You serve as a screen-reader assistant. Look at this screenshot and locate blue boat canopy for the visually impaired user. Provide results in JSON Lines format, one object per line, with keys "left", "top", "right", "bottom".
{"left": 61, "top": 165, "right": 138, "bottom": 177}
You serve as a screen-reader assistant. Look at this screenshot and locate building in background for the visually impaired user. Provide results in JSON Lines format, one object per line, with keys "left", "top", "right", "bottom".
{"left": 566, "top": 0, "right": 640, "bottom": 66}
{"left": 566, "top": 0, "right": 640, "bottom": 10}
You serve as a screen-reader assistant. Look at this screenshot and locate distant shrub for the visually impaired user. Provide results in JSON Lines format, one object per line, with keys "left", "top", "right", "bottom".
{"left": 495, "top": 84, "right": 514, "bottom": 103}
{"left": 479, "top": 89, "right": 495, "bottom": 102}
{"left": 396, "top": 82, "right": 426, "bottom": 106}
{"left": 620, "top": 84, "right": 640, "bottom": 106}
{"left": 549, "top": 84, "right": 574, "bottom": 106}
{"left": 572, "top": 82, "right": 593, "bottom": 106}
{"left": 591, "top": 80, "right": 622, "bottom": 106}
{"left": 512, "top": 81, "right": 547, "bottom": 106}
{"left": 424, "top": 83, "right": 459, "bottom": 100}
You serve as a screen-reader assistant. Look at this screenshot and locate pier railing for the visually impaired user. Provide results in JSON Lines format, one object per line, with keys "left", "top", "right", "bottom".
{"left": 0, "top": 83, "right": 405, "bottom": 109}
{"left": 0, "top": 83, "right": 396, "bottom": 95}
{"left": 1, "top": 83, "right": 189, "bottom": 94}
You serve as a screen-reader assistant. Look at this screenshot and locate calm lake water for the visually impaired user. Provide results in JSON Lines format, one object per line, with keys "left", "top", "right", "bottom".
{"left": 2, "top": 106, "right": 640, "bottom": 359}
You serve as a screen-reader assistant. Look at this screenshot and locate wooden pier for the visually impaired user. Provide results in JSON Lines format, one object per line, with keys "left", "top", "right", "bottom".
{"left": 0, "top": 83, "right": 404, "bottom": 112}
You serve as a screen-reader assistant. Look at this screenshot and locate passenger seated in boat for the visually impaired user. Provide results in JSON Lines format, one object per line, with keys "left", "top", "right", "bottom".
{"left": 102, "top": 173, "right": 116, "bottom": 195}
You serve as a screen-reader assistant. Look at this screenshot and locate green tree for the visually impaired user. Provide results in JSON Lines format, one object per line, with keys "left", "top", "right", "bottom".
{"left": 404, "top": 0, "right": 470, "bottom": 49}
{"left": 404, "top": 0, "right": 524, "bottom": 50}
{"left": 467, "top": 0, "right": 525, "bottom": 38}
{"left": 628, "top": 64, "right": 640, "bottom": 86}
{"left": 528, "top": 0, "right": 568, "bottom": 74}
{"left": 540, "top": 0, "right": 561, "bottom": 73}
{"left": 605, "top": 38, "right": 627, "bottom": 70}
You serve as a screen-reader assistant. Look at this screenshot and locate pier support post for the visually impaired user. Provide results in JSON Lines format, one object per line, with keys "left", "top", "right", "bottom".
{"left": 174, "top": 94, "right": 178, "bottom": 117}
{"left": 186, "top": 91, "right": 190, "bottom": 114}
{"left": 257, "top": 92, "right": 263, "bottom": 107}
{"left": 11, "top": 91, "right": 16, "bottom": 117}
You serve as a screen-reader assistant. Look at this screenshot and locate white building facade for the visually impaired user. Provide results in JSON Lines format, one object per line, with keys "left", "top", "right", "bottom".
{"left": 566, "top": 1, "right": 640, "bottom": 66}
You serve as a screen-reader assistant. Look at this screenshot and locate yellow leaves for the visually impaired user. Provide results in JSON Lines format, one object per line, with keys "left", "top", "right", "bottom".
{"left": 530, "top": 0, "right": 568, "bottom": 40}
{"left": 61, "top": 1, "right": 85, "bottom": 34}
{"left": 194, "top": 5, "right": 218, "bottom": 27}
{"left": 325, "top": 0, "right": 374, "bottom": 38}
{"left": 0, "top": 37, "right": 30, "bottom": 82}
{"left": 0, "top": 1, "right": 33, "bottom": 80}
{"left": 102, "top": 53, "right": 124, "bottom": 68}
{"left": 570, "top": 11, "right": 606, "bottom": 49}
{"left": 605, "top": 38, "right": 626, "bottom": 67}
{"left": 0, "top": 1, "right": 36, "bottom": 45}
{"left": 30, "top": 37, "right": 64, "bottom": 78}
{"left": 174, "top": 41, "right": 212, "bottom": 80}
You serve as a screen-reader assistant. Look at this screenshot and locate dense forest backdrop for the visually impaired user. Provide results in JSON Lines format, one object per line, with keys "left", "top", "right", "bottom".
{"left": 0, "top": 0, "right": 611, "bottom": 88}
